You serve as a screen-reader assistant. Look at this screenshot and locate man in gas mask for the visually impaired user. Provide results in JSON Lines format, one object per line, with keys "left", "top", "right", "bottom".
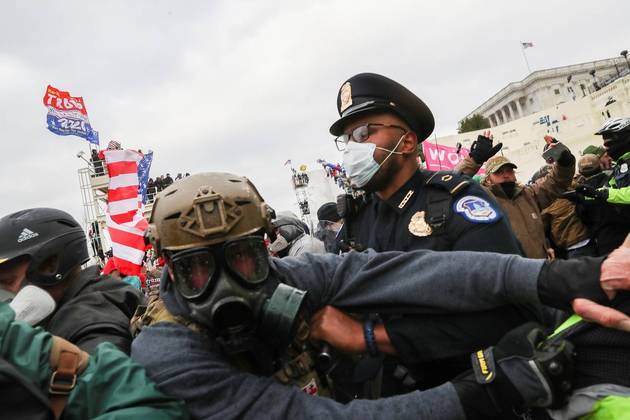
{"left": 456, "top": 135, "right": 575, "bottom": 259}
{"left": 268, "top": 212, "right": 325, "bottom": 257}
{"left": 130, "top": 171, "right": 630, "bottom": 419}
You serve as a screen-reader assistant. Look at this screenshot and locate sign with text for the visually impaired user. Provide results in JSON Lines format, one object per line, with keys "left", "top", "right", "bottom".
{"left": 422, "top": 142, "right": 485, "bottom": 174}
{"left": 43, "top": 85, "right": 99, "bottom": 145}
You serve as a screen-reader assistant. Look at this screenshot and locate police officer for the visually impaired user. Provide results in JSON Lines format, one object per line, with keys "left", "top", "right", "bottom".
{"left": 325, "top": 73, "right": 526, "bottom": 392}
{"left": 331, "top": 73, "right": 521, "bottom": 254}
{"left": 570, "top": 117, "right": 630, "bottom": 256}
{"left": 130, "top": 171, "right": 622, "bottom": 419}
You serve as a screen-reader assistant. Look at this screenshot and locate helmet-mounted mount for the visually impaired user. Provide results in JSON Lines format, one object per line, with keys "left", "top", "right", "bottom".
{"left": 179, "top": 186, "right": 243, "bottom": 238}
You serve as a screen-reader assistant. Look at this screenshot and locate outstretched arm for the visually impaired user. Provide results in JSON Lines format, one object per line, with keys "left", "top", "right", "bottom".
{"left": 132, "top": 322, "right": 466, "bottom": 420}
{"left": 274, "top": 242, "right": 628, "bottom": 330}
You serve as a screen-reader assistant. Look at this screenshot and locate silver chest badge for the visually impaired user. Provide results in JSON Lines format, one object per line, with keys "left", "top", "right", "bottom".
{"left": 409, "top": 211, "right": 432, "bottom": 237}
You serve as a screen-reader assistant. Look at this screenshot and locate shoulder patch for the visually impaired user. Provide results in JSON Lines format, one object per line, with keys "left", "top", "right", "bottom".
{"left": 425, "top": 170, "right": 471, "bottom": 195}
{"left": 453, "top": 195, "right": 501, "bottom": 223}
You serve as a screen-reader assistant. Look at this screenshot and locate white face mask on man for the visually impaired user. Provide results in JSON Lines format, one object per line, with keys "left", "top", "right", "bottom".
{"left": 342, "top": 133, "right": 405, "bottom": 188}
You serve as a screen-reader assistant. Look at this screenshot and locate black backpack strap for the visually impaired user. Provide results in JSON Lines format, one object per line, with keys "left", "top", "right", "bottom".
{"left": 423, "top": 171, "right": 471, "bottom": 234}
{"left": 0, "top": 356, "right": 53, "bottom": 420}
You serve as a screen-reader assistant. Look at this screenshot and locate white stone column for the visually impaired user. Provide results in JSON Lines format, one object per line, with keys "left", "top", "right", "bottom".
{"left": 515, "top": 99, "right": 523, "bottom": 118}
{"left": 498, "top": 109, "right": 506, "bottom": 125}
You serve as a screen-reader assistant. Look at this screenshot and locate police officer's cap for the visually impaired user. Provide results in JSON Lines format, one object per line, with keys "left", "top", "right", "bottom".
{"left": 329, "top": 73, "right": 435, "bottom": 142}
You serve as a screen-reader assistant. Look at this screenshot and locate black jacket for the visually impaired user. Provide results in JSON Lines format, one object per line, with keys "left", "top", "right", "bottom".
{"left": 42, "top": 266, "right": 144, "bottom": 354}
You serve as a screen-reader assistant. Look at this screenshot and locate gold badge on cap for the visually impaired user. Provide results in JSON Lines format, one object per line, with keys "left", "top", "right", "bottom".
{"left": 340, "top": 82, "right": 353, "bottom": 112}
{"left": 408, "top": 211, "right": 432, "bottom": 237}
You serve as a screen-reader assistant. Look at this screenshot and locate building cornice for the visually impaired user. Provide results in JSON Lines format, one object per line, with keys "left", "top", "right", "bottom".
{"left": 465, "top": 56, "right": 624, "bottom": 119}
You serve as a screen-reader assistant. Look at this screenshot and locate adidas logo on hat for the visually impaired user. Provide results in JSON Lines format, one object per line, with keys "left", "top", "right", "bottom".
{"left": 17, "top": 228, "right": 39, "bottom": 243}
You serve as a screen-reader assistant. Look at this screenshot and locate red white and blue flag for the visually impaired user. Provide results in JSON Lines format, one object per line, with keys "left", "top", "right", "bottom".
{"left": 43, "top": 85, "right": 99, "bottom": 145}
{"left": 138, "top": 151, "right": 154, "bottom": 204}
{"left": 521, "top": 42, "right": 534, "bottom": 49}
{"left": 102, "top": 148, "right": 148, "bottom": 276}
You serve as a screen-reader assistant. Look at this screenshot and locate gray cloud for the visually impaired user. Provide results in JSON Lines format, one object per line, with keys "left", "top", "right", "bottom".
{"left": 1, "top": 0, "right": 629, "bottom": 225}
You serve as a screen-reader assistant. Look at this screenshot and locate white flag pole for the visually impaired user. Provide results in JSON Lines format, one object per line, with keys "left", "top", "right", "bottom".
{"left": 521, "top": 43, "right": 532, "bottom": 74}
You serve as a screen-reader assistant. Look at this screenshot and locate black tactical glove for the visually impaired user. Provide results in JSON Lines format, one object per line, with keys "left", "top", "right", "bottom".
{"left": 469, "top": 135, "right": 503, "bottom": 164}
{"left": 453, "top": 323, "right": 574, "bottom": 419}
{"left": 575, "top": 184, "right": 609, "bottom": 202}
{"left": 537, "top": 257, "right": 609, "bottom": 311}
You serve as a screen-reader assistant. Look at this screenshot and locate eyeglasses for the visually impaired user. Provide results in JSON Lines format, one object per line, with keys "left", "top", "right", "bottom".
{"left": 170, "top": 236, "right": 270, "bottom": 299}
{"left": 334, "top": 123, "right": 407, "bottom": 151}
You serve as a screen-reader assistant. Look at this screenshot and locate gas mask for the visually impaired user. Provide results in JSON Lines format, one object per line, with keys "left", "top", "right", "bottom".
{"left": 268, "top": 224, "right": 305, "bottom": 257}
{"left": 314, "top": 220, "right": 342, "bottom": 253}
{"left": 169, "top": 236, "right": 306, "bottom": 353}
{"left": 342, "top": 134, "right": 404, "bottom": 188}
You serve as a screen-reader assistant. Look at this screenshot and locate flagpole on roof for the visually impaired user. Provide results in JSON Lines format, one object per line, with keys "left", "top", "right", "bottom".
{"left": 520, "top": 42, "right": 533, "bottom": 74}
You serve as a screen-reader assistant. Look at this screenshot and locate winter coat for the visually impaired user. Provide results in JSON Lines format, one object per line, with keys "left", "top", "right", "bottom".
{"left": 541, "top": 198, "right": 590, "bottom": 251}
{"left": 42, "top": 266, "right": 144, "bottom": 354}
{"left": 456, "top": 156, "right": 574, "bottom": 258}
{"left": 0, "top": 303, "right": 188, "bottom": 419}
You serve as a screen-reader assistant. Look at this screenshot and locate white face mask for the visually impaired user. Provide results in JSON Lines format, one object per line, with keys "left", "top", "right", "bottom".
{"left": 342, "top": 133, "right": 405, "bottom": 188}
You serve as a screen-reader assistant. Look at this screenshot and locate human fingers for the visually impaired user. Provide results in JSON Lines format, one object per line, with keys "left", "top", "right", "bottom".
{"left": 572, "top": 298, "right": 630, "bottom": 332}
{"left": 600, "top": 245, "right": 630, "bottom": 297}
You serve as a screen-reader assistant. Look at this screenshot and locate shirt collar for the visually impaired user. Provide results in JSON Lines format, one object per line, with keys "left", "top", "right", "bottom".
{"left": 382, "top": 170, "right": 425, "bottom": 214}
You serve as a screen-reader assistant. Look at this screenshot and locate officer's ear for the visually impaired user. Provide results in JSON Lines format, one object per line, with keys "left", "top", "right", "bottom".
{"left": 400, "top": 131, "right": 419, "bottom": 155}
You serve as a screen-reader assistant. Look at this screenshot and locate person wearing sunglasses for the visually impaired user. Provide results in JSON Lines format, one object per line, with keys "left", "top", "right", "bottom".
{"left": 130, "top": 171, "right": 630, "bottom": 419}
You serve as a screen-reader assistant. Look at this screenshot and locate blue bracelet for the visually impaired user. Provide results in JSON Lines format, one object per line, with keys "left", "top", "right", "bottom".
{"left": 363, "top": 319, "right": 379, "bottom": 357}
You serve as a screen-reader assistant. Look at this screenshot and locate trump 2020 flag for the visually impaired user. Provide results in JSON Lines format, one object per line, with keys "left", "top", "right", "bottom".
{"left": 137, "top": 151, "right": 154, "bottom": 204}
{"left": 43, "top": 85, "right": 99, "bottom": 145}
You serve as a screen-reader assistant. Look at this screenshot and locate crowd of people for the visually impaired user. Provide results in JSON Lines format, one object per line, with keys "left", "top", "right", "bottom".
{"left": 319, "top": 159, "right": 350, "bottom": 190}
{"left": 89, "top": 146, "right": 190, "bottom": 204}
{"left": 148, "top": 173, "right": 190, "bottom": 193}
{"left": 0, "top": 72, "right": 629, "bottom": 419}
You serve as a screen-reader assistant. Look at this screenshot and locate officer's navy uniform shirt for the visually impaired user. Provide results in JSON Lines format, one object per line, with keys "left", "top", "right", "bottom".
{"left": 341, "top": 169, "right": 532, "bottom": 393}
{"left": 344, "top": 170, "right": 523, "bottom": 254}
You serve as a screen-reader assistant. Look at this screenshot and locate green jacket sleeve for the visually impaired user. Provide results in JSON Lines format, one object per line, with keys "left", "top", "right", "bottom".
{"left": 607, "top": 186, "right": 630, "bottom": 205}
{"left": 0, "top": 303, "right": 188, "bottom": 420}
{"left": 0, "top": 302, "right": 52, "bottom": 388}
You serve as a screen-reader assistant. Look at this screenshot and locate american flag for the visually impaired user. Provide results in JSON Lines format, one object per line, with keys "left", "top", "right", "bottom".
{"left": 107, "top": 140, "right": 122, "bottom": 150}
{"left": 102, "top": 148, "right": 148, "bottom": 276}
{"left": 137, "top": 151, "right": 154, "bottom": 204}
{"left": 521, "top": 42, "right": 534, "bottom": 49}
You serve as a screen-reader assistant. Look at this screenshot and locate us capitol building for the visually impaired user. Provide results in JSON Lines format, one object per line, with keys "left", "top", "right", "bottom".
{"left": 436, "top": 56, "right": 630, "bottom": 179}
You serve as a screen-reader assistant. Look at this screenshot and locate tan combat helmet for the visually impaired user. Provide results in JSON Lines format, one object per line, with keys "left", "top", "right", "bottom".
{"left": 147, "top": 172, "right": 275, "bottom": 253}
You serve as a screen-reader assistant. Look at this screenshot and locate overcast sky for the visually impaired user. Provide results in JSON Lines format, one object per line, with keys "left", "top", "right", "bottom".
{"left": 1, "top": 0, "right": 629, "bottom": 226}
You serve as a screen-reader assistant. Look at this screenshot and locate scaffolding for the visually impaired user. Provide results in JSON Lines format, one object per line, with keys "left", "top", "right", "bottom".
{"left": 290, "top": 169, "right": 314, "bottom": 231}
{"left": 77, "top": 160, "right": 109, "bottom": 266}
